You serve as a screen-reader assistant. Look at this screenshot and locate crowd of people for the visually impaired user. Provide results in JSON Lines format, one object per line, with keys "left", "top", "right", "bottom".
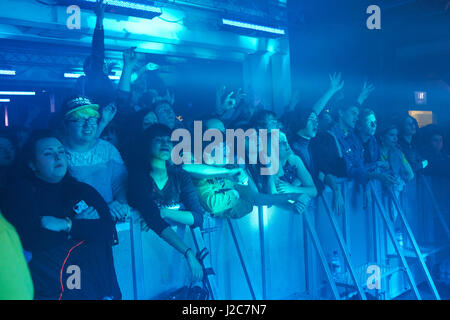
{"left": 1, "top": 2, "right": 449, "bottom": 300}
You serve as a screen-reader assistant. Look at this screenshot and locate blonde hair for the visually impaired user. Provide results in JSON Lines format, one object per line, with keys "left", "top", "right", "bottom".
{"left": 66, "top": 107, "right": 100, "bottom": 120}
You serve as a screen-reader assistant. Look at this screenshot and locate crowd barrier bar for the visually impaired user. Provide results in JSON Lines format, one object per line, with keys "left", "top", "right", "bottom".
{"left": 420, "top": 175, "right": 450, "bottom": 239}
{"left": 130, "top": 211, "right": 145, "bottom": 300}
{"left": 369, "top": 182, "right": 422, "bottom": 299}
{"left": 387, "top": 188, "right": 441, "bottom": 300}
{"left": 120, "top": 176, "right": 448, "bottom": 300}
{"left": 320, "top": 195, "right": 368, "bottom": 300}
{"left": 257, "top": 206, "right": 267, "bottom": 300}
{"left": 226, "top": 219, "right": 257, "bottom": 300}
{"left": 302, "top": 208, "right": 341, "bottom": 299}
{"left": 191, "top": 227, "right": 221, "bottom": 300}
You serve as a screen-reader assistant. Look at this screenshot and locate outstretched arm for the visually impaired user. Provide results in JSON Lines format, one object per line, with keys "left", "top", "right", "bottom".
{"left": 312, "top": 72, "right": 344, "bottom": 115}
{"left": 91, "top": 0, "right": 106, "bottom": 73}
{"left": 118, "top": 47, "right": 138, "bottom": 93}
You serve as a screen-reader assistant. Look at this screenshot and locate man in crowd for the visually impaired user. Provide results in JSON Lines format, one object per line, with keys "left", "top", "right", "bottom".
{"left": 62, "top": 96, "right": 131, "bottom": 223}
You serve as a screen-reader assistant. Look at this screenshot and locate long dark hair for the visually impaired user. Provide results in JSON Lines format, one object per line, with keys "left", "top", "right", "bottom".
{"left": 138, "top": 123, "right": 173, "bottom": 170}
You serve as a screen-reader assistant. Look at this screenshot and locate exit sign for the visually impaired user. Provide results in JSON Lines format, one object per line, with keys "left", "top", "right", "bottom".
{"left": 415, "top": 91, "right": 427, "bottom": 105}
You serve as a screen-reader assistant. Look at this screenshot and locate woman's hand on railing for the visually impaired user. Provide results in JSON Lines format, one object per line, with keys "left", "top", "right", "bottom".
{"left": 109, "top": 201, "right": 131, "bottom": 222}
{"left": 185, "top": 250, "right": 204, "bottom": 283}
{"left": 294, "top": 194, "right": 311, "bottom": 214}
{"left": 275, "top": 180, "right": 300, "bottom": 194}
{"left": 379, "top": 173, "right": 398, "bottom": 187}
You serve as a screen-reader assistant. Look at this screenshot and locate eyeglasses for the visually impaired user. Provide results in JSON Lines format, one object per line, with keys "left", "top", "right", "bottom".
{"left": 67, "top": 118, "right": 98, "bottom": 127}
{"left": 367, "top": 120, "right": 377, "bottom": 128}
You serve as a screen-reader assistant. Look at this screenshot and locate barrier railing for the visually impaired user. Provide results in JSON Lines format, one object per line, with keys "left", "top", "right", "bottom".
{"left": 111, "top": 175, "right": 450, "bottom": 300}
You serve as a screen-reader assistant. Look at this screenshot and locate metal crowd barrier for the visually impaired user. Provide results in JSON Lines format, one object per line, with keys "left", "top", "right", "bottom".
{"left": 111, "top": 175, "right": 450, "bottom": 300}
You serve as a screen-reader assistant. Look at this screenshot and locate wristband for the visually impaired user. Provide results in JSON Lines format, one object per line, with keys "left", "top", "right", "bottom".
{"left": 65, "top": 217, "right": 72, "bottom": 233}
{"left": 184, "top": 248, "right": 192, "bottom": 259}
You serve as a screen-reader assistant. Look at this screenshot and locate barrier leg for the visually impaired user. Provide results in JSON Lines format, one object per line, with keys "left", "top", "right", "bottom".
{"left": 420, "top": 176, "right": 450, "bottom": 239}
{"left": 320, "top": 196, "right": 367, "bottom": 300}
{"left": 388, "top": 190, "right": 441, "bottom": 300}
{"left": 130, "top": 212, "right": 145, "bottom": 300}
{"left": 370, "top": 183, "right": 422, "bottom": 299}
{"left": 191, "top": 227, "right": 221, "bottom": 300}
{"left": 303, "top": 209, "right": 341, "bottom": 300}
{"left": 226, "top": 219, "right": 257, "bottom": 300}
{"left": 303, "top": 212, "right": 310, "bottom": 295}
{"left": 257, "top": 206, "right": 267, "bottom": 299}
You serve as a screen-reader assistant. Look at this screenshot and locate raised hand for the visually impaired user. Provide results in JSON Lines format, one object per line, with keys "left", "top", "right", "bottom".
{"left": 357, "top": 81, "right": 375, "bottom": 105}
{"left": 235, "top": 88, "right": 246, "bottom": 106}
{"left": 122, "top": 47, "right": 138, "bottom": 69}
{"left": 101, "top": 103, "right": 117, "bottom": 125}
{"left": 329, "top": 72, "right": 345, "bottom": 93}
{"left": 160, "top": 89, "right": 175, "bottom": 106}
{"left": 216, "top": 86, "right": 236, "bottom": 114}
{"left": 95, "top": 0, "right": 106, "bottom": 25}
{"left": 224, "top": 92, "right": 236, "bottom": 110}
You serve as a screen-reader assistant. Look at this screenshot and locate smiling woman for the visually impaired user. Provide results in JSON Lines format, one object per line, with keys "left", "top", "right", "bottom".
{"left": 128, "top": 123, "right": 206, "bottom": 283}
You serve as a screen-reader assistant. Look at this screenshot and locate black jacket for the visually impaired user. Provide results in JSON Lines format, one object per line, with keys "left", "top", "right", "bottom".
{"left": 128, "top": 166, "right": 205, "bottom": 236}
{"left": 2, "top": 173, "right": 121, "bottom": 300}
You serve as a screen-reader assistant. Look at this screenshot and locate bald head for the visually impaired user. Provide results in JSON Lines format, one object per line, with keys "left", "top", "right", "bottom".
{"left": 205, "top": 118, "right": 225, "bottom": 133}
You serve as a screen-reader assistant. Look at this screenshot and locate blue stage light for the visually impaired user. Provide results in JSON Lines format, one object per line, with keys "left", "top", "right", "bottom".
{"left": 64, "top": 72, "right": 83, "bottom": 79}
{"left": 0, "top": 70, "right": 16, "bottom": 76}
{"left": 0, "top": 91, "right": 35, "bottom": 96}
{"left": 83, "top": 0, "right": 161, "bottom": 13}
{"left": 222, "top": 18, "right": 286, "bottom": 36}
{"left": 57, "top": 0, "right": 162, "bottom": 19}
